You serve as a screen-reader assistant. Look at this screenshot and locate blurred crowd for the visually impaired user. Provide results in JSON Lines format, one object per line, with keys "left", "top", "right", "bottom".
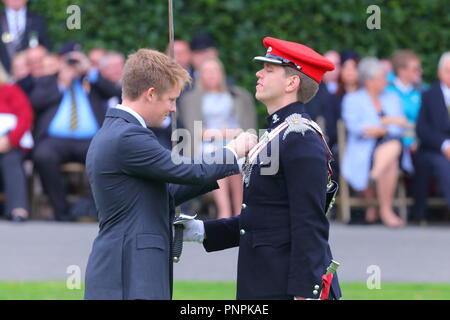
{"left": 0, "top": 0, "right": 449, "bottom": 227}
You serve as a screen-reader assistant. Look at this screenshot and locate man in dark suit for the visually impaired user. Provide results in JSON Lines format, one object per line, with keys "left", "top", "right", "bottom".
{"left": 84, "top": 48, "right": 257, "bottom": 300}
{"left": 29, "top": 42, "right": 118, "bottom": 221}
{"left": 181, "top": 37, "right": 342, "bottom": 300}
{"left": 413, "top": 52, "right": 450, "bottom": 220}
{"left": 0, "top": 0, "right": 50, "bottom": 72}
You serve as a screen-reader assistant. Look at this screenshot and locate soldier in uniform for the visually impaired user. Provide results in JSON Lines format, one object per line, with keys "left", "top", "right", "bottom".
{"left": 181, "top": 37, "right": 342, "bottom": 300}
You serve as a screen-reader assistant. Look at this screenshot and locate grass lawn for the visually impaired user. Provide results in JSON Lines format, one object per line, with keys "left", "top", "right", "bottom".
{"left": 0, "top": 281, "right": 449, "bottom": 300}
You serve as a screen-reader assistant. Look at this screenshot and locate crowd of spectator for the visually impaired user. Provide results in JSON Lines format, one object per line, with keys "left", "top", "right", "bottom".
{"left": 0, "top": 0, "right": 448, "bottom": 227}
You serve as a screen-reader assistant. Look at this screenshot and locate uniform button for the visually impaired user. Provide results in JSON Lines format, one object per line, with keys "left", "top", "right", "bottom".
{"left": 242, "top": 203, "right": 247, "bottom": 209}
{"left": 240, "top": 229, "right": 246, "bottom": 235}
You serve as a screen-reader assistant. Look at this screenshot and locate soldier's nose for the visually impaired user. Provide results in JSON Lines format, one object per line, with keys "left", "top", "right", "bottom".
{"left": 256, "top": 69, "right": 263, "bottom": 78}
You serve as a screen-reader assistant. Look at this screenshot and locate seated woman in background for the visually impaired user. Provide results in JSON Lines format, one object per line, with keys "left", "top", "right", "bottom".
{"left": 342, "top": 57, "right": 408, "bottom": 228}
{"left": 179, "top": 57, "right": 257, "bottom": 219}
{"left": 0, "top": 63, "right": 34, "bottom": 222}
{"left": 325, "top": 50, "right": 360, "bottom": 182}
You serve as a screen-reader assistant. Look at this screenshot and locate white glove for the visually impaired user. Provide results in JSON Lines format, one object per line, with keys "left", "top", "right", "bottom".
{"left": 181, "top": 219, "right": 205, "bottom": 243}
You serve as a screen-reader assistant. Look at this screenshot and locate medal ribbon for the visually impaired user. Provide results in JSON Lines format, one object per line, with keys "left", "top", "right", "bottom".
{"left": 247, "top": 121, "right": 288, "bottom": 165}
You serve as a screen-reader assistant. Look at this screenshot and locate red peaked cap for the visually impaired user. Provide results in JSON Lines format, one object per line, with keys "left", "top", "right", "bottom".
{"left": 253, "top": 37, "right": 335, "bottom": 83}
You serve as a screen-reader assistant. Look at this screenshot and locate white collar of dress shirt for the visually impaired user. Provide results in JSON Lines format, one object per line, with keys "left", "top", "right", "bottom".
{"left": 5, "top": 7, "right": 27, "bottom": 33}
{"left": 440, "top": 83, "right": 450, "bottom": 105}
{"left": 115, "top": 104, "right": 147, "bottom": 128}
{"left": 5, "top": 7, "right": 27, "bottom": 20}
{"left": 394, "top": 77, "right": 413, "bottom": 93}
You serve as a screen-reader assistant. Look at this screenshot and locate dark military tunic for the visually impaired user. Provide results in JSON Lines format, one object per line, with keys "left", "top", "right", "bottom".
{"left": 203, "top": 102, "right": 342, "bottom": 300}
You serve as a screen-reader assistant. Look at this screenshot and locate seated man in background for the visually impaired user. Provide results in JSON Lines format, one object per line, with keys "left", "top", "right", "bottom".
{"left": 12, "top": 45, "right": 47, "bottom": 95}
{"left": 29, "top": 41, "right": 118, "bottom": 221}
{"left": 413, "top": 52, "right": 450, "bottom": 221}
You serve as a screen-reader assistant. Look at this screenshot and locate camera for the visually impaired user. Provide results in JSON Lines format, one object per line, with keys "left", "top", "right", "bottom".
{"left": 66, "top": 57, "right": 80, "bottom": 66}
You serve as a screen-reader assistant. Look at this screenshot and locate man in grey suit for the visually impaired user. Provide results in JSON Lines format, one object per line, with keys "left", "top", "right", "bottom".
{"left": 84, "top": 49, "right": 257, "bottom": 300}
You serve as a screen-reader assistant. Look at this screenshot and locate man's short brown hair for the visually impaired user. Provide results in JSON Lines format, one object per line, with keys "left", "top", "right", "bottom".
{"left": 284, "top": 66, "right": 319, "bottom": 103}
{"left": 122, "top": 48, "right": 191, "bottom": 101}
{"left": 391, "top": 50, "right": 420, "bottom": 74}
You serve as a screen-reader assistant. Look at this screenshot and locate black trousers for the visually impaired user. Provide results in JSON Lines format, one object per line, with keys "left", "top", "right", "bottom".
{"left": 33, "top": 137, "right": 90, "bottom": 219}
{"left": 0, "top": 148, "right": 28, "bottom": 217}
{"left": 412, "top": 150, "right": 450, "bottom": 219}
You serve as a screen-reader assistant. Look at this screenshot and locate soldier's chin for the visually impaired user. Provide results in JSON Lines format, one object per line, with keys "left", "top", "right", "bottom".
{"left": 255, "top": 91, "right": 266, "bottom": 103}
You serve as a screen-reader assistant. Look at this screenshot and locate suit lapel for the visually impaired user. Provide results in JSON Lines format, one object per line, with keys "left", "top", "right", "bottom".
{"left": 0, "top": 11, "right": 6, "bottom": 33}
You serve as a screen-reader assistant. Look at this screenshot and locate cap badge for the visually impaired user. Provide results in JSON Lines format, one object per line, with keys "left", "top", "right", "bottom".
{"left": 267, "top": 46, "right": 272, "bottom": 53}
{"left": 272, "top": 114, "right": 280, "bottom": 123}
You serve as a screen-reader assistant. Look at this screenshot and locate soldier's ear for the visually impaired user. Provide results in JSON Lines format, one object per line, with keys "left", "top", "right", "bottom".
{"left": 286, "top": 75, "right": 301, "bottom": 94}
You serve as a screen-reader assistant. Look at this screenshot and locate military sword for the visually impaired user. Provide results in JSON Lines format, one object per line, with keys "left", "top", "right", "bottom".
{"left": 172, "top": 213, "right": 197, "bottom": 263}
{"left": 167, "top": 0, "right": 178, "bottom": 150}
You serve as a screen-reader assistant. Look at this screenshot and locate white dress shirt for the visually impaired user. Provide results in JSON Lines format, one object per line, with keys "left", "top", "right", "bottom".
{"left": 5, "top": 7, "right": 27, "bottom": 40}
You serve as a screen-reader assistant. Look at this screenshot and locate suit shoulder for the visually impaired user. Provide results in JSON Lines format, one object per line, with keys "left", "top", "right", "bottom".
{"left": 422, "top": 82, "right": 440, "bottom": 99}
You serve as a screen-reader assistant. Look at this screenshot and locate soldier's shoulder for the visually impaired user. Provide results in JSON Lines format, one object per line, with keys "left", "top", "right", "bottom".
{"left": 279, "top": 113, "right": 326, "bottom": 159}
{"left": 281, "top": 113, "right": 321, "bottom": 142}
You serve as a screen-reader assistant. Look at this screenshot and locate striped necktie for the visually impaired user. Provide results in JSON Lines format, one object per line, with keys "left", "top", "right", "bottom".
{"left": 69, "top": 85, "right": 78, "bottom": 131}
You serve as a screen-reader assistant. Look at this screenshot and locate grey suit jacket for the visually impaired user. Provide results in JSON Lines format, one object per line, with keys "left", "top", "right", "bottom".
{"left": 84, "top": 108, "right": 240, "bottom": 300}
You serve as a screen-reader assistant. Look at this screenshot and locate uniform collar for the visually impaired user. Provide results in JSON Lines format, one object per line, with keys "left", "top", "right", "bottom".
{"left": 266, "top": 101, "right": 306, "bottom": 128}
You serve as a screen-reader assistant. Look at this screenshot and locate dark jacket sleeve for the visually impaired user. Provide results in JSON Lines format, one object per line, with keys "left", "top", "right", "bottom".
{"left": 90, "top": 74, "right": 122, "bottom": 100}
{"left": 119, "top": 126, "right": 240, "bottom": 185}
{"left": 281, "top": 130, "right": 331, "bottom": 298}
{"left": 28, "top": 75, "right": 62, "bottom": 112}
{"left": 168, "top": 181, "right": 219, "bottom": 207}
{"left": 203, "top": 216, "right": 240, "bottom": 252}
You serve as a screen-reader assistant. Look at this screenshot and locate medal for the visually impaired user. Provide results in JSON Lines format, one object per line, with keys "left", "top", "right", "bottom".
{"left": 2, "top": 31, "right": 13, "bottom": 43}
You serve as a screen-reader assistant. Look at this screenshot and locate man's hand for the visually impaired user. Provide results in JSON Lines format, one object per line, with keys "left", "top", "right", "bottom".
{"left": 0, "top": 136, "right": 11, "bottom": 154}
{"left": 226, "top": 132, "right": 258, "bottom": 158}
{"left": 443, "top": 145, "right": 450, "bottom": 161}
{"left": 294, "top": 296, "right": 306, "bottom": 300}
{"left": 177, "top": 218, "right": 205, "bottom": 243}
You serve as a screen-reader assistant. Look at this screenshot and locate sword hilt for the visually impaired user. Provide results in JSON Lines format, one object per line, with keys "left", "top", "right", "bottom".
{"left": 326, "top": 260, "right": 340, "bottom": 275}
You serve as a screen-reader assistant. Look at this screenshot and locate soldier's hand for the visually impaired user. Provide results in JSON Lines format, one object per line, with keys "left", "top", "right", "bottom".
{"left": 178, "top": 219, "right": 205, "bottom": 243}
{"left": 226, "top": 132, "right": 258, "bottom": 158}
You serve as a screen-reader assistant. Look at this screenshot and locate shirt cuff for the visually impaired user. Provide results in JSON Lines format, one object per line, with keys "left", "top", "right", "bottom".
{"left": 441, "top": 139, "right": 450, "bottom": 153}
